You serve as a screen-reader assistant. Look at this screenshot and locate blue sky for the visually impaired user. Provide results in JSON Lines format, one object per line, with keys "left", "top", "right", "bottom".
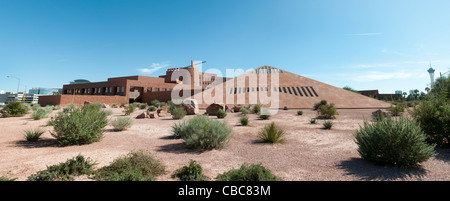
{"left": 1, "top": 0, "right": 449, "bottom": 94}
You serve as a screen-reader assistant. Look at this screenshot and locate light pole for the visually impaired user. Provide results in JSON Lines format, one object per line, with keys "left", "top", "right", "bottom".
{"left": 6, "top": 75, "right": 21, "bottom": 93}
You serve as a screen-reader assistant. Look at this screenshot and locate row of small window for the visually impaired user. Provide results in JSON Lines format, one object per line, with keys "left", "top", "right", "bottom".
{"left": 229, "top": 86, "right": 319, "bottom": 97}
{"left": 65, "top": 86, "right": 125, "bottom": 95}
{"left": 147, "top": 87, "right": 171, "bottom": 92}
{"left": 252, "top": 66, "right": 284, "bottom": 74}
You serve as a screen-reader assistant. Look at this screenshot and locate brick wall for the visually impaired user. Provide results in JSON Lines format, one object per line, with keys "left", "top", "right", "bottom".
{"left": 38, "top": 95, "right": 128, "bottom": 107}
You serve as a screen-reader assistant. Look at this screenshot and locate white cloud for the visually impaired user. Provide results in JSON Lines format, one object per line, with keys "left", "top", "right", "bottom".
{"left": 0, "top": 90, "right": 4, "bottom": 94}
{"left": 137, "top": 62, "right": 171, "bottom": 74}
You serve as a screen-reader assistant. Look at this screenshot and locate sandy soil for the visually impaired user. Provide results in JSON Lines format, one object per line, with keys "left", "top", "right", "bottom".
{"left": 0, "top": 108, "right": 448, "bottom": 181}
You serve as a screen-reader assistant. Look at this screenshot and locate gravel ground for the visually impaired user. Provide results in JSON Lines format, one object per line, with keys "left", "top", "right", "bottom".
{"left": 0, "top": 108, "right": 448, "bottom": 181}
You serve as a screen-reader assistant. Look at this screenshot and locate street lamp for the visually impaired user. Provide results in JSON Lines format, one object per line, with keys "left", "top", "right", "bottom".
{"left": 6, "top": 75, "right": 21, "bottom": 93}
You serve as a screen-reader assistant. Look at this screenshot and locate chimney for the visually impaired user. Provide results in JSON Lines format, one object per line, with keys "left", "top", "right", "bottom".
{"left": 191, "top": 60, "right": 194, "bottom": 68}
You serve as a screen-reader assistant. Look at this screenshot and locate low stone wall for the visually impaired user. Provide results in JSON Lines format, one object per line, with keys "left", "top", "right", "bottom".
{"left": 38, "top": 95, "right": 128, "bottom": 107}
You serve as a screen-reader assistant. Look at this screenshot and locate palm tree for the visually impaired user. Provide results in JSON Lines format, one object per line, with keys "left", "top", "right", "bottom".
{"left": 425, "top": 87, "right": 430, "bottom": 94}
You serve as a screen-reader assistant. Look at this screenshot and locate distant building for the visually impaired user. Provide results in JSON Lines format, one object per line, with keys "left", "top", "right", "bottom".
{"left": 2, "top": 92, "right": 39, "bottom": 104}
{"left": 358, "top": 90, "right": 402, "bottom": 101}
{"left": 409, "top": 90, "right": 418, "bottom": 95}
{"left": 70, "top": 79, "right": 90, "bottom": 85}
{"left": 395, "top": 90, "right": 403, "bottom": 95}
{"left": 29, "top": 88, "right": 62, "bottom": 95}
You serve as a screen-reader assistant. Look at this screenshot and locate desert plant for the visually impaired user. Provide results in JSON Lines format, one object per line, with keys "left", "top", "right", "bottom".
{"left": 258, "top": 122, "right": 285, "bottom": 143}
{"left": 170, "top": 106, "right": 187, "bottom": 120}
{"left": 217, "top": 109, "right": 227, "bottom": 119}
{"left": 410, "top": 93, "right": 449, "bottom": 145}
{"left": 31, "top": 107, "right": 52, "bottom": 120}
{"left": 111, "top": 117, "right": 133, "bottom": 131}
{"left": 95, "top": 150, "right": 165, "bottom": 181}
{"left": 259, "top": 107, "right": 271, "bottom": 120}
{"left": 283, "top": 106, "right": 288, "bottom": 110}
{"left": 172, "top": 160, "right": 208, "bottom": 181}
{"left": 252, "top": 104, "right": 261, "bottom": 114}
{"left": 148, "top": 105, "right": 157, "bottom": 112}
{"left": 111, "top": 103, "right": 118, "bottom": 108}
{"left": 138, "top": 103, "right": 148, "bottom": 110}
{"left": 317, "top": 103, "right": 339, "bottom": 119}
{"left": 310, "top": 119, "right": 317, "bottom": 124}
{"left": 27, "top": 155, "right": 96, "bottom": 181}
{"left": 0, "top": 176, "right": 16, "bottom": 181}
{"left": 174, "top": 115, "right": 232, "bottom": 150}
{"left": 120, "top": 102, "right": 127, "bottom": 108}
{"left": 123, "top": 104, "right": 136, "bottom": 116}
{"left": 372, "top": 109, "right": 388, "bottom": 121}
{"left": 240, "top": 115, "right": 249, "bottom": 126}
{"left": 323, "top": 120, "right": 333, "bottom": 130}
{"left": 240, "top": 108, "right": 250, "bottom": 115}
{"left": 354, "top": 116, "right": 435, "bottom": 167}
{"left": 313, "top": 100, "right": 327, "bottom": 111}
{"left": 23, "top": 127, "right": 45, "bottom": 142}
{"left": 50, "top": 105, "right": 108, "bottom": 146}
{"left": 216, "top": 163, "right": 281, "bottom": 181}
{"left": 387, "top": 104, "right": 406, "bottom": 116}
{"left": 151, "top": 100, "right": 161, "bottom": 108}
{"left": 0, "top": 101, "right": 29, "bottom": 117}
{"left": 297, "top": 110, "right": 303, "bottom": 115}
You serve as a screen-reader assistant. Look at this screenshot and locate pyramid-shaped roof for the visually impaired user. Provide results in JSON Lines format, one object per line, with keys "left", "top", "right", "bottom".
{"left": 195, "top": 65, "right": 391, "bottom": 109}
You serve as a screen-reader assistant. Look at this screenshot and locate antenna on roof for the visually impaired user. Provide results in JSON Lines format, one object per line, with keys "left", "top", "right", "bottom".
{"left": 178, "top": 60, "right": 206, "bottom": 68}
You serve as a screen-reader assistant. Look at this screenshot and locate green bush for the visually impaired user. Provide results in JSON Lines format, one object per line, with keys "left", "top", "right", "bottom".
{"left": 27, "top": 155, "right": 96, "bottom": 181}
{"left": 170, "top": 106, "right": 187, "bottom": 120}
{"left": 216, "top": 163, "right": 281, "bottom": 181}
{"left": 259, "top": 107, "right": 271, "bottom": 120}
{"left": 174, "top": 115, "right": 232, "bottom": 150}
{"left": 240, "top": 108, "right": 250, "bottom": 115}
{"left": 1, "top": 101, "right": 29, "bottom": 117}
{"left": 32, "top": 107, "right": 52, "bottom": 120}
{"left": 310, "top": 119, "right": 317, "bottom": 124}
{"left": 95, "top": 150, "right": 165, "bottom": 181}
{"left": 138, "top": 103, "right": 148, "bottom": 110}
{"left": 410, "top": 93, "right": 449, "bottom": 145}
{"left": 240, "top": 115, "right": 249, "bottom": 126}
{"left": 313, "top": 100, "right": 327, "bottom": 111}
{"left": 148, "top": 105, "right": 157, "bottom": 112}
{"left": 297, "top": 110, "right": 303, "bottom": 115}
{"left": 354, "top": 116, "right": 435, "bottom": 167}
{"left": 317, "top": 103, "right": 339, "bottom": 119}
{"left": 217, "top": 109, "right": 227, "bottom": 119}
{"left": 283, "top": 106, "right": 288, "bottom": 110}
{"left": 50, "top": 105, "right": 108, "bottom": 146}
{"left": 111, "top": 117, "right": 133, "bottom": 131}
{"left": 151, "top": 100, "right": 161, "bottom": 108}
{"left": 258, "top": 122, "right": 285, "bottom": 143}
{"left": 0, "top": 176, "right": 16, "bottom": 181}
{"left": 23, "top": 127, "right": 45, "bottom": 142}
{"left": 252, "top": 104, "right": 261, "bottom": 114}
{"left": 123, "top": 104, "right": 136, "bottom": 116}
{"left": 387, "top": 104, "right": 406, "bottom": 116}
{"left": 323, "top": 120, "right": 333, "bottom": 130}
{"left": 172, "top": 160, "right": 208, "bottom": 181}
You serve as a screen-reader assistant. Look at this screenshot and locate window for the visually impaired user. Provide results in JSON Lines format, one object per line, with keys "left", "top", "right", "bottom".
{"left": 162, "top": 88, "right": 166, "bottom": 91}
{"left": 287, "top": 87, "right": 293, "bottom": 94}
{"left": 310, "top": 86, "right": 319, "bottom": 97}
{"left": 238, "top": 88, "right": 241, "bottom": 94}
{"left": 229, "top": 88, "right": 233, "bottom": 94}
{"left": 155, "top": 88, "right": 159, "bottom": 92}
{"left": 265, "top": 87, "right": 268, "bottom": 91}
{"left": 274, "top": 87, "right": 278, "bottom": 92}
{"left": 282, "top": 87, "right": 287, "bottom": 93}
{"left": 305, "top": 87, "right": 314, "bottom": 97}
{"left": 301, "top": 87, "right": 308, "bottom": 97}
{"left": 147, "top": 87, "right": 152, "bottom": 92}
{"left": 291, "top": 87, "right": 298, "bottom": 96}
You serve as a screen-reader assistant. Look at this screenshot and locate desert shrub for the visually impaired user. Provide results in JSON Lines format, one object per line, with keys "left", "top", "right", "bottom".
{"left": 387, "top": 104, "right": 406, "bottom": 116}
{"left": 170, "top": 106, "right": 187, "bottom": 120}
{"left": 313, "top": 100, "right": 327, "bottom": 111}
{"left": 120, "top": 102, "right": 127, "bottom": 108}
{"left": 53, "top": 105, "right": 61, "bottom": 110}
{"left": 138, "top": 103, "right": 148, "bottom": 110}
{"left": 148, "top": 105, "right": 157, "bottom": 112}
{"left": 317, "top": 103, "right": 338, "bottom": 119}
{"left": 111, "top": 103, "right": 118, "bottom": 108}
{"left": 84, "top": 102, "right": 102, "bottom": 112}
{"left": 240, "top": 115, "right": 249, "bottom": 126}
{"left": 372, "top": 109, "right": 388, "bottom": 121}
{"left": 151, "top": 100, "right": 161, "bottom": 108}
{"left": 323, "top": 120, "right": 333, "bottom": 130}
{"left": 240, "top": 108, "right": 250, "bottom": 115}
{"left": 297, "top": 110, "right": 303, "bottom": 115}
{"left": 174, "top": 115, "right": 232, "bottom": 150}
{"left": 354, "top": 116, "right": 435, "bottom": 167}
{"left": 63, "top": 104, "right": 75, "bottom": 113}
{"left": 258, "top": 122, "right": 285, "bottom": 143}
{"left": 410, "top": 93, "right": 449, "bottom": 145}
{"left": 252, "top": 104, "right": 261, "bottom": 114}
{"left": 0, "top": 176, "right": 16, "bottom": 181}
{"left": 172, "top": 160, "right": 208, "bottom": 181}
{"left": 111, "top": 117, "right": 133, "bottom": 131}
{"left": 310, "top": 119, "right": 317, "bottom": 124}
{"left": 216, "top": 163, "right": 281, "bottom": 181}
{"left": 123, "top": 104, "right": 136, "bottom": 116}
{"left": 50, "top": 105, "right": 108, "bottom": 146}
{"left": 283, "top": 106, "right": 288, "bottom": 110}
{"left": 217, "top": 109, "right": 227, "bottom": 119}
{"left": 31, "top": 107, "right": 52, "bottom": 120}
{"left": 23, "top": 127, "right": 45, "bottom": 142}
{"left": 27, "top": 155, "right": 96, "bottom": 181}
{"left": 102, "top": 109, "right": 113, "bottom": 116}
{"left": 1, "top": 101, "right": 29, "bottom": 117}
{"left": 95, "top": 150, "right": 165, "bottom": 181}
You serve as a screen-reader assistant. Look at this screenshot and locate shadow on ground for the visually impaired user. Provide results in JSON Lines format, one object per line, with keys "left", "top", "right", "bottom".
{"left": 13, "top": 138, "right": 60, "bottom": 148}
{"left": 337, "top": 158, "right": 428, "bottom": 181}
